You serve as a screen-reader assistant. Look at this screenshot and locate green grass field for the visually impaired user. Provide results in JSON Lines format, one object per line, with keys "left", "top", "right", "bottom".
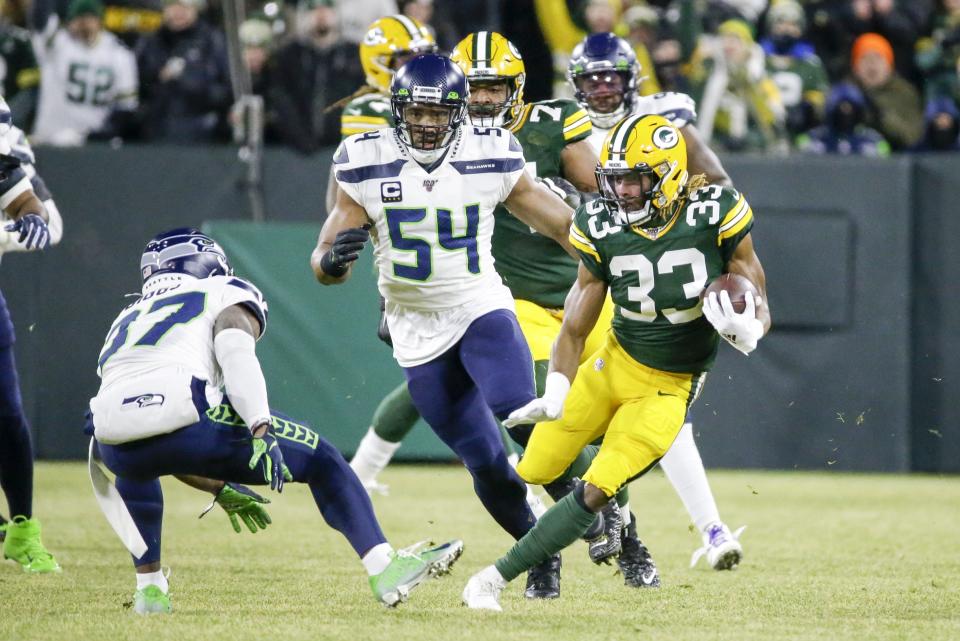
{"left": 2, "top": 463, "right": 958, "bottom": 641}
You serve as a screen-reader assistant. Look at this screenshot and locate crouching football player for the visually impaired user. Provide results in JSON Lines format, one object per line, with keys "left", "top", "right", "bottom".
{"left": 87, "top": 228, "right": 462, "bottom": 614}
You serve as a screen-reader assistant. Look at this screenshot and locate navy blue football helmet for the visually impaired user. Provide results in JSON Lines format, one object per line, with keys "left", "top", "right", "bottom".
{"left": 141, "top": 228, "right": 232, "bottom": 282}
{"left": 391, "top": 53, "right": 469, "bottom": 159}
{"left": 567, "top": 33, "right": 640, "bottom": 129}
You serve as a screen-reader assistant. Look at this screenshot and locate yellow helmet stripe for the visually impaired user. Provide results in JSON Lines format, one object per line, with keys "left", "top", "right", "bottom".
{"left": 608, "top": 114, "right": 644, "bottom": 162}
{"left": 392, "top": 14, "right": 421, "bottom": 42}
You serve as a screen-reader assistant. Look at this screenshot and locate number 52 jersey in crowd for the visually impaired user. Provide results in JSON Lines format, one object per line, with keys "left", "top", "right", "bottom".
{"left": 89, "top": 274, "right": 268, "bottom": 444}
{"left": 333, "top": 125, "right": 527, "bottom": 367}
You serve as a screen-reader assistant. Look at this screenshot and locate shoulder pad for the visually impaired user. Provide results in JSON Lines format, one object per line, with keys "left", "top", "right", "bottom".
{"left": 223, "top": 277, "right": 269, "bottom": 336}
{"left": 636, "top": 92, "right": 698, "bottom": 128}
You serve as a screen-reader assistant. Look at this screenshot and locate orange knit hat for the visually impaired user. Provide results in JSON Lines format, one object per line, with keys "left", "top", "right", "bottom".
{"left": 852, "top": 33, "right": 894, "bottom": 68}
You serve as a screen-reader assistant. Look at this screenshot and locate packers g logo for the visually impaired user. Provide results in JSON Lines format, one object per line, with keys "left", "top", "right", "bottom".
{"left": 652, "top": 125, "right": 679, "bottom": 150}
{"left": 363, "top": 27, "right": 386, "bottom": 46}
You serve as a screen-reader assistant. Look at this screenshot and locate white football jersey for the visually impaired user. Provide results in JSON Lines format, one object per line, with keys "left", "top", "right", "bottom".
{"left": 334, "top": 125, "right": 525, "bottom": 366}
{"left": 32, "top": 25, "right": 137, "bottom": 143}
{"left": 589, "top": 92, "right": 698, "bottom": 153}
{"left": 90, "top": 274, "right": 268, "bottom": 443}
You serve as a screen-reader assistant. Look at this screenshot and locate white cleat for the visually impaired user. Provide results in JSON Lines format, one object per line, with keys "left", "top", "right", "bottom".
{"left": 462, "top": 565, "right": 507, "bottom": 612}
{"left": 690, "top": 523, "right": 746, "bottom": 570}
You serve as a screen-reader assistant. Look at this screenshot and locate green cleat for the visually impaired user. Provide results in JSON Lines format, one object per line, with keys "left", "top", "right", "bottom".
{"left": 369, "top": 539, "right": 464, "bottom": 607}
{"left": 133, "top": 585, "right": 172, "bottom": 615}
{"left": 3, "top": 516, "right": 61, "bottom": 573}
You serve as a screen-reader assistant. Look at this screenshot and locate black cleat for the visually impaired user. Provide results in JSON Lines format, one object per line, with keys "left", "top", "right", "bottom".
{"left": 586, "top": 500, "right": 623, "bottom": 564}
{"left": 618, "top": 515, "right": 660, "bottom": 588}
{"left": 524, "top": 554, "right": 561, "bottom": 599}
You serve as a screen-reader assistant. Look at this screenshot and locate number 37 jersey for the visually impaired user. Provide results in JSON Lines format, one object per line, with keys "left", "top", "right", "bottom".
{"left": 333, "top": 126, "right": 525, "bottom": 311}
{"left": 570, "top": 185, "right": 753, "bottom": 375}
{"left": 95, "top": 274, "right": 268, "bottom": 390}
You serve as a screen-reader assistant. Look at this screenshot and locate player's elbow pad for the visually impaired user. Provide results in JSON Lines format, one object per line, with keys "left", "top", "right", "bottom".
{"left": 44, "top": 199, "right": 63, "bottom": 245}
{"left": 213, "top": 328, "right": 271, "bottom": 430}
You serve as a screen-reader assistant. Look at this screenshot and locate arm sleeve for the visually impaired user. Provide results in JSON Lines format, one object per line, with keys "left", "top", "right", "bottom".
{"left": 717, "top": 189, "right": 754, "bottom": 264}
{"left": 213, "top": 328, "right": 271, "bottom": 430}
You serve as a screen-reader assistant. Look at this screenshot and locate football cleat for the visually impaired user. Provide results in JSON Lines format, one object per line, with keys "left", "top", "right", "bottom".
{"left": 617, "top": 516, "right": 660, "bottom": 588}
{"left": 462, "top": 565, "right": 507, "bottom": 611}
{"left": 2, "top": 516, "right": 61, "bottom": 573}
{"left": 542, "top": 477, "right": 605, "bottom": 540}
{"left": 586, "top": 500, "right": 623, "bottom": 564}
{"left": 370, "top": 539, "right": 464, "bottom": 607}
{"left": 690, "top": 523, "right": 746, "bottom": 570}
{"left": 133, "top": 585, "right": 172, "bottom": 615}
{"left": 524, "top": 553, "right": 561, "bottom": 599}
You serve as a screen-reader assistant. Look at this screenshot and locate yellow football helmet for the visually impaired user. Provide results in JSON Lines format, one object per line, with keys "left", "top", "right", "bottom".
{"left": 450, "top": 31, "right": 526, "bottom": 127}
{"left": 597, "top": 114, "right": 689, "bottom": 227}
{"left": 360, "top": 15, "right": 437, "bottom": 93}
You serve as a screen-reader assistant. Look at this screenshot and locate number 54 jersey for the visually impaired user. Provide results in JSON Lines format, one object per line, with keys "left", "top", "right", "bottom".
{"left": 90, "top": 274, "right": 268, "bottom": 444}
{"left": 334, "top": 126, "right": 527, "bottom": 366}
{"left": 569, "top": 184, "right": 753, "bottom": 375}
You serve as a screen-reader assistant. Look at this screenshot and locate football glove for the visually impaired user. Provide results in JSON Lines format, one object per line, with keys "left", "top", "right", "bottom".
{"left": 320, "top": 225, "right": 370, "bottom": 277}
{"left": 5, "top": 214, "right": 50, "bottom": 250}
{"left": 701, "top": 290, "right": 764, "bottom": 355}
{"left": 249, "top": 429, "right": 292, "bottom": 492}
{"left": 199, "top": 482, "right": 272, "bottom": 534}
{"left": 503, "top": 372, "right": 571, "bottom": 427}
{"left": 537, "top": 176, "right": 582, "bottom": 210}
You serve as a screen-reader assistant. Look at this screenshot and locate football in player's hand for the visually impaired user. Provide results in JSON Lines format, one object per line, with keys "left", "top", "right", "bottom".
{"left": 700, "top": 273, "right": 758, "bottom": 313}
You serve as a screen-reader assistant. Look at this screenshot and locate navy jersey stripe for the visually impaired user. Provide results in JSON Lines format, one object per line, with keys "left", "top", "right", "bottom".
{"left": 336, "top": 159, "right": 407, "bottom": 184}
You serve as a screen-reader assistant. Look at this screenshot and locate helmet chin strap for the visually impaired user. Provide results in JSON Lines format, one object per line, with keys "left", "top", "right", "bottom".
{"left": 408, "top": 146, "right": 446, "bottom": 164}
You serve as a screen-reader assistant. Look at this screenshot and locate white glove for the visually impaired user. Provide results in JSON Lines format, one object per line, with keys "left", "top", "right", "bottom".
{"left": 503, "top": 372, "right": 571, "bottom": 427}
{"left": 702, "top": 289, "right": 764, "bottom": 355}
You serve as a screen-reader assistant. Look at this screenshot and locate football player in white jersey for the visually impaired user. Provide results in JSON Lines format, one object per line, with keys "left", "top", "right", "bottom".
{"left": 30, "top": 0, "right": 138, "bottom": 146}
{"left": 88, "top": 229, "right": 463, "bottom": 613}
{"left": 568, "top": 32, "right": 746, "bottom": 571}
{"left": 0, "top": 97, "right": 60, "bottom": 573}
{"left": 312, "top": 54, "right": 576, "bottom": 560}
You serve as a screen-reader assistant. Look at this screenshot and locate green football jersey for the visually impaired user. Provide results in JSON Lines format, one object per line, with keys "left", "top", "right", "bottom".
{"left": 491, "top": 98, "right": 593, "bottom": 308}
{"left": 341, "top": 91, "right": 392, "bottom": 139}
{"left": 0, "top": 25, "right": 40, "bottom": 102}
{"left": 570, "top": 184, "right": 754, "bottom": 374}
{"left": 766, "top": 52, "right": 829, "bottom": 111}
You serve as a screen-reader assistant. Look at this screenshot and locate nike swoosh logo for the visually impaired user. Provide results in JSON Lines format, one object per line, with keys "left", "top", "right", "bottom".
{"left": 657, "top": 391, "right": 676, "bottom": 397}
{"left": 641, "top": 570, "right": 657, "bottom": 584}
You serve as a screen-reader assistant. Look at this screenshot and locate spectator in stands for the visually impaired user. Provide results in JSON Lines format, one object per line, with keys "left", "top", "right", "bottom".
{"left": 397, "top": 0, "right": 458, "bottom": 52}
{"left": 264, "top": 0, "right": 362, "bottom": 153}
{"left": 240, "top": 16, "right": 272, "bottom": 96}
{"left": 842, "top": 0, "right": 934, "bottom": 85}
{"left": 796, "top": 81, "right": 890, "bottom": 156}
{"left": 622, "top": 3, "right": 662, "bottom": 95}
{"left": 30, "top": 0, "right": 139, "bottom": 146}
{"left": 760, "top": 0, "right": 829, "bottom": 143}
{"left": 915, "top": 0, "right": 960, "bottom": 102}
{"left": 334, "top": 0, "right": 395, "bottom": 44}
{"left": 135, "top": 0, "right": 231, "bottom": 143}
{"left": 689, "top": 18, "right": 787, "bottom": 152}
{"left": 0, "top": 19, "right": 41, "bottom": 130}
{"left": 911, "top": 95, "right": 960, "bottom": 151}
{"left": 850, "top": 32, "right": 923, "bottom": 150}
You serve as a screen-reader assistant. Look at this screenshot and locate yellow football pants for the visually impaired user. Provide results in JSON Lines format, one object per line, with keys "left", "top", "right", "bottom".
{"left": 517, "top": 333, "right": 701, "bottom": 497}
{"left": 514, "top": 296, "right": 615, "bottom": 362}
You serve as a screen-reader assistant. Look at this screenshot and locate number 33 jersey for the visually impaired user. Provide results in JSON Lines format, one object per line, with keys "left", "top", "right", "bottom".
{"left": 90, "top": 275, "right": 268, "bottom": 443}
{"left": 334, "top": 126, "right": 526, "bottom": 366}
{"left": 570, "top": 184, "right": 753, "bottom": 375}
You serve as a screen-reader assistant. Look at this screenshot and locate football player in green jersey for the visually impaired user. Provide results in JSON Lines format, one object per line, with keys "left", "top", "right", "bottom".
{"left": 463, "top": 114, "right": 770, "bottom": 611}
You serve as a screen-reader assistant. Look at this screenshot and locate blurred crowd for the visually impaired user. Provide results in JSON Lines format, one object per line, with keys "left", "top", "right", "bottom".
{"left": 1, "top": 0, "right": 957, "bottom": 155}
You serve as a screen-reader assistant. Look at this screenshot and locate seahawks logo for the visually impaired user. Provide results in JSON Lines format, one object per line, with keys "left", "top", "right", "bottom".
{"left": 652, "top": 125, "right": 679, "bottom": 150}
{"left": 121, "top": 394, "right": 165, "bottom": 409}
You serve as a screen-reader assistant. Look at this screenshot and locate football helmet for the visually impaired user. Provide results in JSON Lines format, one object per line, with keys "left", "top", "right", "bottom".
{"left": 141, "top": 228, "right": 232, "bottom": 282}
{"left": 391, "top": 53, "right": 469, "bottom": 163}
{"left": 450, "top": 31, "right": 526, "bottom": 128}
{"left": 596, "top": 114, "right": 688, "bottom": 227}
{"left": 360, "top": 15, "right": 437, "bottom": 94}
{"left": 568, "top": 33, "right": 640, "bottom": 129}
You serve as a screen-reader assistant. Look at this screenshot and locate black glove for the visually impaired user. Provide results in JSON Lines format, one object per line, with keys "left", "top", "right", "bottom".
{"left": 320, "top": 225, "right": 370, "bottom": 277}
{"left": 537, "top": 176, "right": 582, "bottom": 210}
{"left": 377, "top": 295, "right": 393, "bottom": 347}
